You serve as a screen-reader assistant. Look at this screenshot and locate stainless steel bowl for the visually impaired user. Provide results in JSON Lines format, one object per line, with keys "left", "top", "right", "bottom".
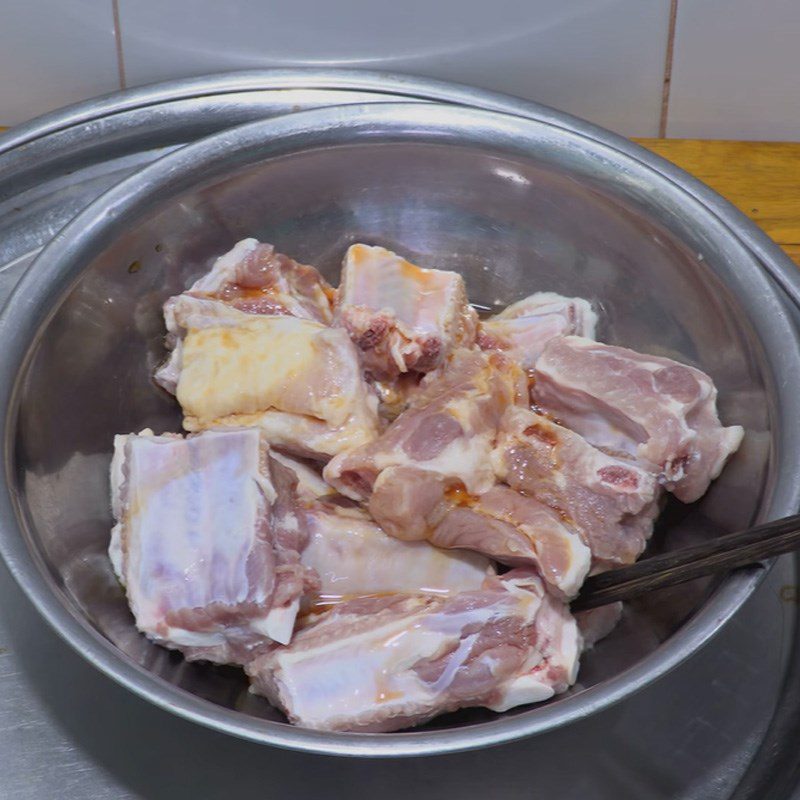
{"left": 2, "top": 101, "right": 800, "bottom": 756}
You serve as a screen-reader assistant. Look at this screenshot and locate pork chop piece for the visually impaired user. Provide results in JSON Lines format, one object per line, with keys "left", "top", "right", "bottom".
{"left": 155, "top": 239, "right": 332, "bottom": 392}
{"left": 300, "top": 499, "right": 492, "bottom": 610}
{"left": 175, "top": 315, "right": 380, "bottom": 459}
{"left": 533, "top": 336, "right": 744, "bottom": 503}
{"left": 187, "top": 238, "right": 333, "bottom": 321}
{"left": 109, "top": 428, "right": 315, "bottom": 664}
{"left": 324, "top": 349, "right": 588, "bottom": 596}
{"left": 324, "top": 348, "right": 525, "bottom": 500}
{"left": 478, "top": 292, "right": 597, "bottom": 370}
{"left": 245, "top": 569, "right": 580, "bottom": 732}
{"left": 154, "top": 296, "right": 251, "bottom": 394}
{"left": 367, "top": 470, "right": 590, "bottom": 598}
{"left": 492, "top": 407, "right": 661, "bottom": 568}
{"left": 334, "top": 244, "right": 478, "bottom": 379}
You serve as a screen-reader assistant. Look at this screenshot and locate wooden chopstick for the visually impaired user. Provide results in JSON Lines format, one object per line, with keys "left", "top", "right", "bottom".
{"left": 571, "top": 512, "right": 800, "bottom": 611}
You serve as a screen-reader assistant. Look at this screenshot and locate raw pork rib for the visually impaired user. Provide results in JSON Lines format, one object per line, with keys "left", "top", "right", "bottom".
{"left": 300, "top": 500, "right": 491, "bottom": 609}
{"left": 155, "top": 239, "right": 332, "bottom": 392}
{"left": 176, "top": 315, "right": 380, "bottom": 458}
{"left": 334, "top": 244, "right": 478, "bottom": 378}
{"left": 324, "top": 348, "right": 523, "bottom": 503}
{"left": 109, "top": 428, "right": 314, "bottom": 664}
{"left": 478, "top": 292, "right": 597, "bottom": 370}
{"left": 324, "top": 349, "right": 589, "bottom": 596}
{"left": 184, "top": 238, "right": 333, "bottom": 321}
{"left": 357, "top": 465, "right": 590, "bottom": 596}
{"left": 533, "top": 336, "right": 744, "bottom": 502}
{"left": 245, "top": 570, "right": 580, "bottom": 732}
{"left": 428, "top": 485, "right": 591, "bottom": 597}
{"left": 492, "top": 407, "right": 660, "bottom": 567}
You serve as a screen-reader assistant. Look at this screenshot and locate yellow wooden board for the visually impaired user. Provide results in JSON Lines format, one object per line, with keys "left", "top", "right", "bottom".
{"left": 636, "top": 139, "right": 800, "bottom": 267}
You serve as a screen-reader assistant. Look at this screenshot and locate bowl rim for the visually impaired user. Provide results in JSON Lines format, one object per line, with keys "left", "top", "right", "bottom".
{"left": 2, "top": 98, "right": 800, "bottom": 757}
{"left": 2, "top": 67, "right": 799, "bottom": 309}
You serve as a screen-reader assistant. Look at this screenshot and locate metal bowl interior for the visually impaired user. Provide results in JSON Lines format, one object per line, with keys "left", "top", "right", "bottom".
{"left": 2, "top": 102, "right": 800, "bottom": 756}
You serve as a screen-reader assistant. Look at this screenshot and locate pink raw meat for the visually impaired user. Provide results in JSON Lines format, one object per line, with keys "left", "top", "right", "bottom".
{"left": 478, "top": 292, "right": 597, "bottom": 370}
{"left": 334, "top": 244, "right": 478, "bottom": 379}
{"left": 245, "top": 569, "right": 580, "bottom": 732}
{"left": 155, "top": 239, "right": 332, "bottom": 392}
{"left": 533, "top": 336, "right": 744, "bottom": 502}
{"left": 109, "top": 427, "right": 316, "bottom": 664}
{"left": 492, "top": 406, "right": 661, "bottom": 568}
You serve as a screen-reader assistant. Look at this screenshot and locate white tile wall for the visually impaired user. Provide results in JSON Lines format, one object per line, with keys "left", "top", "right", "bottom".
{"left": 2, "top": 0, "right": 799, "bottom": 141}
{"left": 0, "top": 0, "right": 120, "bottom": 126}
{"left": 668, "top": 0, "right": 800, "bottom": 140}
{"left": 117, "top": 0, "right": 671, "bottom": 136}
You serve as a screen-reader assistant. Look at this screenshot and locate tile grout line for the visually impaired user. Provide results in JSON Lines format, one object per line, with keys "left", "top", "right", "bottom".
{"left": 659, "top": 0, "right": 679, "bottom": 138}
{"left": 112, "top": 0, "right": 127, "bottom": 90}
